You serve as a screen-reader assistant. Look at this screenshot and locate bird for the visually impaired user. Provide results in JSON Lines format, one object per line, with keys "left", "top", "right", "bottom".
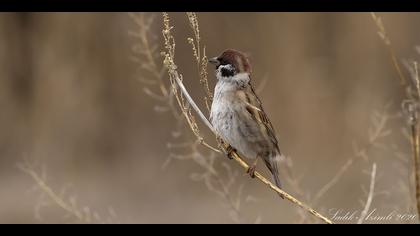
{"left": 209, "top": 49, "right": 285, "bottom": 198}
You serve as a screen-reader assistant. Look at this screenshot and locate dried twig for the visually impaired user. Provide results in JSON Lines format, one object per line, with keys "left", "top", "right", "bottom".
{"left": 162, "top": 12, "right": 333, "bottom": 224}
{"left": 186, "top": 12, "right": 212, "bottom": 112}
{"left": 18, "top": 160, "right": 117, "bottom": 223}
{"left": 409, "top": 115, "right": 420, "bottom": 218}
{"left": 370, "top": 13, "right": 407, "bottom": 85}
{"left": 358, "top": 163, "right": 377, "bottom": 224}
{"left": 313, "top": 159, "right": 354, "bottom": 206}
{"left": 411, "top": 62, "right": 420, "bottom": 217}
{"left": 404, "top": 61, "right": 420, "bottom": 217}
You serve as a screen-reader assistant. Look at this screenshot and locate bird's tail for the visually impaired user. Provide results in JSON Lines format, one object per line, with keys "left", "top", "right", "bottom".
{"left": 265, "top": 154, "right": 285, "bottom": 199}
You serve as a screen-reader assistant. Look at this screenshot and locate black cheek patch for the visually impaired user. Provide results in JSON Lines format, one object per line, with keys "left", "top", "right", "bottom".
{"left": 221, "top": 67, "right": 235, "bottom": 77}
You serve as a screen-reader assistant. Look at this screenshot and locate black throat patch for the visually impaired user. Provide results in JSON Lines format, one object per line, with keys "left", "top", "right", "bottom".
{"left": 220, "top": 65, "right": 235, "bottom": 77}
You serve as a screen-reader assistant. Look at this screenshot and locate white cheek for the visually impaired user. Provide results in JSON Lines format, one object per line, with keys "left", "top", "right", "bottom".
{"left": 216, "top": 69, "right": 226, "bottom": 81}
{"left": 215, "top": 68, "right": 221, "bottom": 79}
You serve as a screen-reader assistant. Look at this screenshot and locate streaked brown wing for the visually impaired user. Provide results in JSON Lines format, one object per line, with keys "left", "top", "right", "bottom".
{"left": 244, "top": 82, "right": 281, "bottom": 154}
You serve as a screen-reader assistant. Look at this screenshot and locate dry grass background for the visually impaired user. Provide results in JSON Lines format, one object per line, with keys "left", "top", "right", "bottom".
{"left": 1, "top": 12, "right": 420, "bottom": 223}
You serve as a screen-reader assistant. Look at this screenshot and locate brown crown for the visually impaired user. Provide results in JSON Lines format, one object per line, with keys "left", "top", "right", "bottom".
{"left": 217, "top": 49, "right": 251, "bottom": 73}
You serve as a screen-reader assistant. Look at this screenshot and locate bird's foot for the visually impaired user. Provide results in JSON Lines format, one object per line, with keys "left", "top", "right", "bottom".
{"left": 217, "top": 136, "right": 235, "bottom": 160}
{"left": 278, "top": 192, "right": 285, "bottom": 199}
{"left": 246, "top": 158, "right": 259, "bottom": 178}
{"left": 225, "top": 145, "right": 235, "bottom": 160}
{"left": 247, "top": 164, "right": 257, "bottom": 178}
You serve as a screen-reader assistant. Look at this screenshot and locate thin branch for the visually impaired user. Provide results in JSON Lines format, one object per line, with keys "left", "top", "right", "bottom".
{"left": 357, "top": 163, "right": 377, "bottom": 224}
{"left": 413, "top": 61, "right": 420, "bottom": 219}
{"left": 129, "top": 13, "right": 169, "bottom": 97}
{"left": 370, "top": 13, "right": 407, "bottom": 85}
{"left": 230, "top": 151, "right": 333, "bottom": 224}
{"left": 313, "top": 159, "right": 354, "bottom": 205}
{"left": 169, "top": 60, "right": 214, "bottom": 133}
{"left": 409, "top": 113, "right": 420, "bottom": 218}
{"left": 18, "top": 163, "right": 85, "bottom": 222}
{"left": 186, "top": 12, "right": 212, "bottom": 112}
{"left": 414, "top": 62, "right": 420, "bottom": 96}
{"left": 17, "top": 161, "right": 116, "bottom": 223}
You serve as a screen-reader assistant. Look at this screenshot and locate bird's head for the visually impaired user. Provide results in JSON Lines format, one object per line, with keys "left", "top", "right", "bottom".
{"left": 209, "top": 49, "right": 251, "bottom": 80}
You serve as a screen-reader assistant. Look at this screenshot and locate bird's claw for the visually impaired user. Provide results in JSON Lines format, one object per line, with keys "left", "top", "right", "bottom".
{"left": 225, "top": 145, "right": 235, "bottom": 160}
{"left": 247, "top": 164, "right": 257, "bottom": 178}
{"left": 217, "top": 136, "right": 235, "bottom": 160}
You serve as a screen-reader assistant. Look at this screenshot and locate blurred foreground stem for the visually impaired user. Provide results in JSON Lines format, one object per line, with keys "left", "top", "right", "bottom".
{"left": 410, "top": 120, "right": 420, "bottom": 218}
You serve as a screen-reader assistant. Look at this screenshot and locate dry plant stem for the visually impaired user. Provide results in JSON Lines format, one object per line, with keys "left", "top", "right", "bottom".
{"left": 357, "top": 163, "right": 377, "bottom": 224}
{"left": 231, "top": 152, "right": 333, "bottom": 224}
{"left": 413, "top": 62, "right": 420, "bottom": 218}
{"left": 415, "top": 62, "right": 420, "bottom": 96}
{"left": 186, "top": 12, "right": 212, "bottom": 112}
{"left": 313, "top": 159, "right": 354, "bottom": 206}
{"left": 171, "top": 74, "right": 220, "bottom": 153}
{"left": 171, "top": 68, "right": 214, "bottom": 133}
{"left": 18, "top": 160, "right": 117, "bottom": 223}
{"left": 175, "top": 142, "right": 244, "bottom": 221}
{"left": 129, "top": 13, "right": 168, "bottom": 96}
{"left": 18, "top": 164, "right": 87, "bottom": 223}
{"left": 410, "top": 121, "right": 420, "bottom": 218}
{"left": 390, "top": 48, "right": 408, "bottom": 86}
{"left": 214, "top": 175, "right": 243, "bottom": 220}
{"left": 370, "top": 12, "right": 407, "bottom": 85}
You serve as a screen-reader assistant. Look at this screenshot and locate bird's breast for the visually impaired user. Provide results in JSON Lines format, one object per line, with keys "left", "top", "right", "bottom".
{"left": 210, "top": 82, "right": 276, "bottom": 160}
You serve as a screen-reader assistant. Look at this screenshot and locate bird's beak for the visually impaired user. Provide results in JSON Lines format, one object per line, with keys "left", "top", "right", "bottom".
{"left": 208, "top": 57, "right": 220, "bottom": 66}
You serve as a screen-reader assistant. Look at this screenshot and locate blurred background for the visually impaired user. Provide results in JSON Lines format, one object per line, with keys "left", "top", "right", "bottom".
{"left": 0, "top": 12, "right": 419, "bottom": 224}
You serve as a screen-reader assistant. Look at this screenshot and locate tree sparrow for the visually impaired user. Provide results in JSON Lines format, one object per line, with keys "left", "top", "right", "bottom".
{"left": 209, "top": 49, "right": 285, "bottom": 197}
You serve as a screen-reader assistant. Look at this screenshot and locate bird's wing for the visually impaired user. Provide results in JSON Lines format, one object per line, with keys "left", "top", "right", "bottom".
{"left": 243, "top": 81, "right": 281, "bottom": 154}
